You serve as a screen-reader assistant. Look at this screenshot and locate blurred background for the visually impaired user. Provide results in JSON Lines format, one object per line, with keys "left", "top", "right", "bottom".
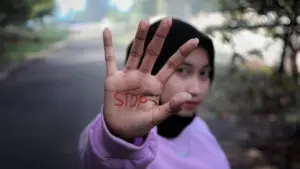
{"left": 0, "top": 0, "right": 300, "bottom": 169}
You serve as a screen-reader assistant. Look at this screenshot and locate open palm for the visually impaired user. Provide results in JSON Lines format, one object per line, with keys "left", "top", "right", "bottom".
{"left": 102, "top": 18, "right": 199, "bottom": 141}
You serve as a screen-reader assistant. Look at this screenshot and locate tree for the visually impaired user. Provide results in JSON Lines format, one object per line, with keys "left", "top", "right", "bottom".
{"left": 31, "top": 0, "right": 55, "bottom": 19}
{"left": 0, "top": 0, "right": 55, "bottom": 27}
{"left": 205, "top": 0, "right": 300, "bottom": 80}
{"left": 0, "top": 0, "right": 31, "bottom": 27}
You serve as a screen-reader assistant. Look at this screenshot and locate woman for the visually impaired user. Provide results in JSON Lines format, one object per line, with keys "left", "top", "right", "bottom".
{"left": 79, "top": 17, "right": 230, "bottom": 169}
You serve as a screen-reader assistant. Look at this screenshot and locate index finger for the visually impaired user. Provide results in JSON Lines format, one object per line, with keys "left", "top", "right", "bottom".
{"left": 156, "top": 38, "right": 199, "bottom": 84}
{"left": 103, "top": 28, "right": 117, "bottom": 77}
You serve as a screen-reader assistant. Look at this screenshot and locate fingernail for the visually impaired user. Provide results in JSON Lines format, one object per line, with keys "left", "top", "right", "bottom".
{"left": 193, "top": 38, "right": 199, "bottom": 47}
{"left": 194, "top": 38, "right": 199, "bottom": 43}
{"left": 103, "top": 28, "right": 110, "bottom": 34}
{"left": 140, "top": 20, "right": 150, "bottom": 31}
{"left": 140, "top": 21, "right": 145, "bottom": 30}
{"left": 183, "top": 92, "right": 192, "bottom": 100}
{"left": 163, "top": 18, "right": 170, "bottom": 28}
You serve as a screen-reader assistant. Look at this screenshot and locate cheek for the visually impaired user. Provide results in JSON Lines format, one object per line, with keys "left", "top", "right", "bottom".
{"left": 200, "top": 82, "right": 210, "bottom": 98}
{"left": 177, "top": 82, "right": 210, "bottom": 117}
{"left": 177, "top": 109, "right": 195, "bottom": 117}
{"left": 160, "top": 77, "right": 185, "bottom": 104}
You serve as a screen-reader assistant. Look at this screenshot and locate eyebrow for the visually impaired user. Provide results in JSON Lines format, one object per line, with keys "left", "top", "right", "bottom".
{"left": 202, "top": 64, "right": 210, "bottom": 70}
{"left": 181, "top": 61, "right": 193, "bottom": 67}
{"left": 181, "top": 61, "right": 210, "bottom": 69}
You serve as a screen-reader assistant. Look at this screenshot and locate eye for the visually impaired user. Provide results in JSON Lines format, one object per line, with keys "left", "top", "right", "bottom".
{"left": 176, "top": 67, "right": 185, "bottom": 73}
{"left": 199, "top": 69, "right": 210, "bottom": 78}
{"left": 176, "top": 67, "right": 191, "bottom": 76}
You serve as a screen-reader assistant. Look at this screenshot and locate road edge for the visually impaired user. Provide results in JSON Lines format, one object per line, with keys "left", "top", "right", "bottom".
{"left": 0, "top": 38, "right": 69, "bottom": 82}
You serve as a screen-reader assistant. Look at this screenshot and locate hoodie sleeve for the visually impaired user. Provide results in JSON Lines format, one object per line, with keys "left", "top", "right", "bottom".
{"left": 78, "top": 107, "right": 158, "bottom": 169}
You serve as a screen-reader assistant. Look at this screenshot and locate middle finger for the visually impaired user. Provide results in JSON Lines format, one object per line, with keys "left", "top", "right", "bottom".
{"left": 124, "top": 20, "right": 149, "bottom": 71}
{"left": 139, "top": 17, "right": 172, "bottom": 74}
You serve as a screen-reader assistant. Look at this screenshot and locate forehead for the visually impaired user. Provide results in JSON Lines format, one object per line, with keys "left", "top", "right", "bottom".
{"left": 183, "top": 48, "right": 209, "bottom": 67}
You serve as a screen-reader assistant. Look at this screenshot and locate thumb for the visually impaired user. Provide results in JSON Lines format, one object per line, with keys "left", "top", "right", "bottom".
{"left": 151, "top": 92, "right": 192, "bottom": 125}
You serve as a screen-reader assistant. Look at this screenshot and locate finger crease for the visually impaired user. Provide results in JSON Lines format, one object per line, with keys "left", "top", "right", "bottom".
{"left": 167, "top": 59, "right": 177, "bottom": 70}
{"left": 105, "top": 55, "right": 114, "bottom": 62}
{"left": 179, "top": 47, "right": 189, "bottom": 57}
{"left": 135, "top": 35, "right": 145, "bottom": 41}
{"left": 140, "top": 68, "right": 149, "bottom": 73}
{"left": 157, "top": 74, "right": 166, "bottom": 84}
{"left": 130, "top": 51, "right": 140, "bottom": 58}
{"left": 146, "top": 48, "right": 158, "bottom": 57}
{"left": 155, "top": 33, "right": 166, "bottom": 39}
{"left": 125, "top": 65, "right": 133, "bottom": 70}
{"left": 104, "top": 44, "right": 112, "bottom": 47}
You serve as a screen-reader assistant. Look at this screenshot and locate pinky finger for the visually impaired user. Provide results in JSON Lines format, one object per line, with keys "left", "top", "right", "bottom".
{"left": 103, "top": 28, "right": 117, "bottom": 77}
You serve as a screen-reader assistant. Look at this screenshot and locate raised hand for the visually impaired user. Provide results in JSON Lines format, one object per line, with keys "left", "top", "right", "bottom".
{"left": 102, "top": 17, "right": 199, "bottom": 141}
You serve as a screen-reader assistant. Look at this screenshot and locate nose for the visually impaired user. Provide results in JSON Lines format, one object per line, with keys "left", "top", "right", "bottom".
{"left": 186, "top": 76, "right": 201, "bottom": 97}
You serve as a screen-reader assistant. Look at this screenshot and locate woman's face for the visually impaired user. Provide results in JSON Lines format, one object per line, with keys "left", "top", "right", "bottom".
{"left": 160, "top": 48, "right": 211, "bottom": 117}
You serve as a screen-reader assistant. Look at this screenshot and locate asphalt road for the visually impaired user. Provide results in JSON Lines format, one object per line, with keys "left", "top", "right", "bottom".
{"left": 0, "top": 36, "right": 240, "bottom": 169}
{"left": 0, "top": 38, "right": 126, "bottom": 169}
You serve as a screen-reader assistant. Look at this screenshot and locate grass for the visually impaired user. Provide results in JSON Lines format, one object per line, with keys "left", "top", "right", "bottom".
{"left": 0, "top": 26, "right": 69, "bottom": 67}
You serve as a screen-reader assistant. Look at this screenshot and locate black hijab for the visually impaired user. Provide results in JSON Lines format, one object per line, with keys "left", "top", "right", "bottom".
{"left": 125, "top": 18, "right": 215, "bottom": 139}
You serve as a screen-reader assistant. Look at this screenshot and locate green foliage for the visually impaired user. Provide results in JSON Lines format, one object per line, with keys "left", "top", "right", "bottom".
{"left": 155, "top": 0, "right": 165, "bottom": 14}
{"left": 1, "top": 26, "right": 68, "bottom": 64}
{"left": 0, "top": 0, "right": 54, "bottom": 27}
{"left": 217, "top": 0, "right": 300, "bottom": 18}
{"left": 30, "top": 0, "right": 55, "bottom": 19}
{"left": 107, "top": 6, "right": 129, "bottom": 22}
{"left": 0, "top": 0, "right": 31, "bottom": 26}
{"left": 204, "top": 0, "right": 300, "bottom": 80}
{"left": 140, "top": 0, "right": 157, "bottom": 16}
{"left": 271, "top": 72, "right": 300, "bottom": 92}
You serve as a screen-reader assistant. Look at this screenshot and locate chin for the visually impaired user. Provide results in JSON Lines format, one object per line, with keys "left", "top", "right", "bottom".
{"left": 177, "top": 109, "right": 196, "bottom": 117}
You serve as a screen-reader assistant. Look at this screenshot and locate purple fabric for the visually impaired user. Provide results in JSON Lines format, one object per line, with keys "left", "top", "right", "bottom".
{"left": 133, "top": 137, "right": 144, "bottom": 146}
{"left": 78, "top": 110, "right": 231, "bottom": 169}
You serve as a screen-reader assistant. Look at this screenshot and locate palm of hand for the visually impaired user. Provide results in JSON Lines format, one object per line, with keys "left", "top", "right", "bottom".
{"left": 102, "top": 18, "right": 199, "bottom": 140}
{"left": 104, "top": 71, "right": 164, "bottom": 139}
{"left": 105, "top": 71, "right": 163, "bottom": 109}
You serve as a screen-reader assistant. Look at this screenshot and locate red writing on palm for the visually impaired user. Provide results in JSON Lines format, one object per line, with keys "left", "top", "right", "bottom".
{"left": 114, "top": 92, "right": 148, "bottom": 108}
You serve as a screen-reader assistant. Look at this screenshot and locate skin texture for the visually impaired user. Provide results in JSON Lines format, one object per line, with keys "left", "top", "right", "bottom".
{"left": 102, "top": 17, "right": 201, "bottom": 141}
{"left": 113, "top": 92, "right": 148, "bottom": 109}
{"left": 112, "top": 48, "right": 210, "bottom": 112}
{"left": 121, "top": 18, "right": 215, "bottom": 139}
{"left": 160, "top": 48, "right": 210, "bottom": 117}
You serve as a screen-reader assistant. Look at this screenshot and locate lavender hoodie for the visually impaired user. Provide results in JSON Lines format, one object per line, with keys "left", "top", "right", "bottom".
{"left": 79, "top": 107, "right": 231, "bottom": 169}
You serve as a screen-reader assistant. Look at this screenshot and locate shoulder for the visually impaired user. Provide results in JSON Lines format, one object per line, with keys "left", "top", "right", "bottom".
{"left": 188, "top": 117, "right": 231, "bottom": 168}
{"left": 189, "top": 117, "right": 214, "bottom": 138}
{"left": 190, "top": 117, "right": 223, "bottom": 149}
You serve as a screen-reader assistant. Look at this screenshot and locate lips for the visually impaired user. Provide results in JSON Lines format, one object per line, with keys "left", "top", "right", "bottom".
{"left": 183, "top": 101, "right": 200, "bottom": 109}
